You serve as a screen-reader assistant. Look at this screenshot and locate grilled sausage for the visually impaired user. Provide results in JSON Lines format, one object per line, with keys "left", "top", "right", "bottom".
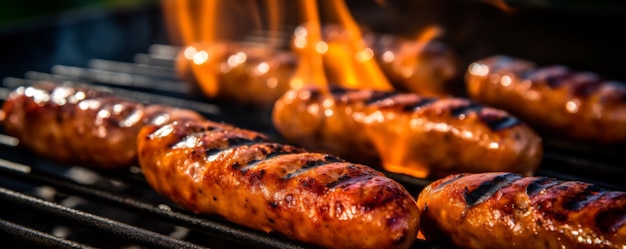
{"left": 416, "top": 172, "right": 626, "bottom": 249}
{"left": 137, "top": 120, "right": 420, "bottom": 249}
{"left": 1, "top": 81, "right": 204, "bottom": 169}
{"left": 321, "top": 25, "right": 460, "bottom": 97}
{"left": 272, "top": 85, "right": 543, "bottom": 179}
{"left": 175, "top": 41, "right": 297, "bottom": 106}
{"left": 466, "top": 55, "right": 626, "bottom": 144}
{"left": 176, "top": 31, "right": 459, "bottom": 107}
{"left": 363, "top": 32, "right": 459, "bottom": 97}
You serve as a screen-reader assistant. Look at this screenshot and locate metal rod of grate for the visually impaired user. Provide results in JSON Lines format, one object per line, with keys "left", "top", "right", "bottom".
{"left": 0, "top": 186, "right": 208, "bottom": 249}
{"left": 0, "top": 218, "right": 95, "bottom": 249}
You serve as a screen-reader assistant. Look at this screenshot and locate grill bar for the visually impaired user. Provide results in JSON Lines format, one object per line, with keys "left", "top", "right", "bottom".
{"left": 51, "top": 65, "right": 191, "bottom": 94}
{"left": 0, "top": 186, "right": 207, "bottom": 249}
{"left": 88, "top": 59, "right": 178, "bottom": 80}
{"left": 0, "top": 218, "right": 95, "bottom": 249}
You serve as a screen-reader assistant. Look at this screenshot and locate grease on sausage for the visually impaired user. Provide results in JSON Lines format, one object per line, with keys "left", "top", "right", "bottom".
{"left": 137, "top": 120, "right": 420, "bottom": 249}
{"left": 272, "top": 85, "right": 543, "bottom": 179}
{"left": 466, "top": 55, "right": 626, "bottom": 144}
{"left": 417, "top": 172, "right": 626, "bottom": 249}
{"left": 1, "top": 81, "right": 204, "bottom": 169}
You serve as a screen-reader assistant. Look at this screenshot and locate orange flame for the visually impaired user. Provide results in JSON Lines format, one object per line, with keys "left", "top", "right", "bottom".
{"left": 166, "top": 0, "right": 450, "bottom": 99}
{"left": 289, "top": 0, "right": 394, "bottom": 92}
{"left": 288, "top": 0, "right": 328, "bottom": 91}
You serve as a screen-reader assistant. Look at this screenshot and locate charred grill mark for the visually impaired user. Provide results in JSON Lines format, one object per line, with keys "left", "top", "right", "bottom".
{"left": 283, "top": 155, "right": 344, "bottom": 179}
{"left": 526, "top": 177, "right": 560, "bottom": 197}
{"left": 327, "top": 174, "right": 375, "bottom": 189}
{"left": 402, "top": 98, "right": 437, "bottom": 112}
{"left": 464, "top": 173, "right": 522, "bottom": 206}
{"left": 570, "top": 78, "right": 603, "bottom": 97}
{"left": 521, "top": 65, "right": 571, "bottom": 89}
{"left": 480, "top": 114, "right": 521, "bottom": 131}
{"left": 562, "top": 185, "right": 607, "bottom": 211}
{"left": 533, "top": 182, "right": 571, "bottom": 222}
{"left": 364, "top": 91, "right": 399, "bottom": 104}
{"left": 306, "top": 87, "right": 322, "bottom": 100}
{"left": 239, "top": 143, "right": 301, "bottom": 173}
{"left": 595, "top": 204, "right": 626, "bottom": 233}
{"left": 205, "top": 135, "right": 268, "bottom": 157}
{"left": 542, "top": 72, "right": 572, "bottom": 89}
{"left": 328, "top": 85, "right": 349, "bottom": 96}
{"left": 325, "top": 175, "right": 352, "bottom": 188}
{"left": 450, "top": 103, "right": 484, "bottom": 117}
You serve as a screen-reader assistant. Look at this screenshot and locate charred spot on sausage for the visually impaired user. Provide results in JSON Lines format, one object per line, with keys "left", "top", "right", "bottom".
{"left": 480, "top": 115, "right": 521, "bottom": 131}
{"left": 595, "top": 205, "right": 626, "bottom": 233}
{"left": 402, "top": 98, "right": 436, "bottom": 112}
{"left": 283, "top": 155, "right": 343, "bottom": 179}
{"left": 464, "top": 173, "right": 522, "bottom": 206}
{"left": 364, "top": 91, "right": 399, "bottom": 104}
{"left": 561, "top": 185, "right": 606, "bottom": 211}
{"left": 239, "top": 144, "right": 296, "bottom": 173}
{"left": 449, "top": 103, "right": 483, "bottom": 117}
{"left": 526, "top": 177, "right": 559, "bottom": 197}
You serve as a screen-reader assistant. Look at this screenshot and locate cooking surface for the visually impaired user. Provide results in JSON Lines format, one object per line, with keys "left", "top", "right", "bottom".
{"left": 0, "top": 1, "right": 625, "bottom": 248}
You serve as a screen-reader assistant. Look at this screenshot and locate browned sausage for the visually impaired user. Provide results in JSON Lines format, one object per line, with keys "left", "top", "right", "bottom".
{"left": 272, "top": 85, "right": 543, "bottom": 179}
{"left": 176, "top": 31, "right": 459, "bottom": 107}
{"left": 175, "top": 41, "right": 297, "bottom": 107}
{"left": 319, "top": 25, "right": 460, "bottom": 97}
{"left": 416, "top": 172, "right": 626, "bottom": 249}
{"left": 137, "top": 120, "right": 420, "bottom": 249}
{"left": 1, "top": 81, "right": 204, "bottom": 169}
{"left": 363, "top": 31, "right": 459, "bottom": 97}
{"left": 466, "top": 55, "right": 626, "bottom": 144}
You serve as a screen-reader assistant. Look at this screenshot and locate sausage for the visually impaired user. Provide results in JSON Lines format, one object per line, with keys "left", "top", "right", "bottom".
{"left": 466, "top": 55, "right": 626, "bottom": 144}
{"left": 1, "top": 81, "right": 204, "bottom": 169}
{"left": 175, "top": 41, "right": 297, "bottom": 107}
{"left": 137, "top": 120, "right": 420, "bottom": 249}
{"left": 363, "top": 32, "right": 459, "bottom": 97}
{"left": 175, "top": 31, "right": 459, "bottom": 107}
{"left": 321, "top": 25, "right": 460, "bottom": 97}
{"left": 416, "top": 172, "right": 626, "bottom": 249}
{"left": 272, "top": 85, "right": 543, "bottom": 179}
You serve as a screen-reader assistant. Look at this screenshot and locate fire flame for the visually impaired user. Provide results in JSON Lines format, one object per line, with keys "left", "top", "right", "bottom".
{"left": 164, "top": 0, "right": 403, "bottom": 98}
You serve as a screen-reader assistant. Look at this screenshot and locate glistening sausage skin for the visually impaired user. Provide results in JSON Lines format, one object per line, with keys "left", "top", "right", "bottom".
{"left": 137, "top": 120, "right": 420, "bottom": 249}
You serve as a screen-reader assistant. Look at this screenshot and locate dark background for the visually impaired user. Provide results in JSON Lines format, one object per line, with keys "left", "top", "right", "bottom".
{"left": 1, "top": 0, "right": 626, "bottom": 82}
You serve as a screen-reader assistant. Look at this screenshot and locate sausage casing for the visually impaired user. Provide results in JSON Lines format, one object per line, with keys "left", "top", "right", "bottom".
{"left": 466, "top": 55, "right": 626, "bottom": 144}
{"left": 416, "top": 172, "right": 626, "bottom": 249}
{"left": 1, "top": 81, "right": 204, "bottom": 169}
{"left": 272, "top": 85, "right": 543, "bottom": 179}
{"left": 137, "top": 120, "right": 420, "bottom": 249}
{"left": 176, "top": 42, "right": 297, "bottom": 107}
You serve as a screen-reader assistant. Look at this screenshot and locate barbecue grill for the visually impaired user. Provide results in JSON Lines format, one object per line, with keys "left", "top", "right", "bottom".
{"left": 1, "top": 1, "right": 625, "bottom": 248}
